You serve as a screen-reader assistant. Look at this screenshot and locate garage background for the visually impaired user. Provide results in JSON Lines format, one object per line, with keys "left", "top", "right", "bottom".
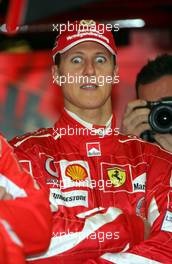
{"left": 0, "top": 0, "right": 171, "bottom": 139}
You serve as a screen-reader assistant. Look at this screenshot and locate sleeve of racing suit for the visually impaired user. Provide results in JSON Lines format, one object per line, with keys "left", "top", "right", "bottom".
{"left": 0, "top": 135, "right": 52, "bottom": 255}
{"left": 0, "top": 219, "right": 25, "bottom": 264}
{"left": 85, "top": 145, "right": 172, "bottom": 264}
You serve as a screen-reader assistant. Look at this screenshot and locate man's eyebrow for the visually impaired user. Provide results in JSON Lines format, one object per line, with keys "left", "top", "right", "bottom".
{"left": 95, "top": 52, "right": 108, "bottom": 55}
{"left": 68, "top": 51, "right": 108, "bottom": 56}
{"left": 69, "top": 51, "right": 84, "bottom": 55}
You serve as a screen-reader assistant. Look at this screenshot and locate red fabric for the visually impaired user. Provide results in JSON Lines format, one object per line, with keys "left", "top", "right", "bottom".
{"left": 0, "top": 220, "right": 25, "bottom": 264}
{"left": 0, "top": 135, "right": 52, "bottom": 255}
{"left": 10, "top": 110, "right": 172, "bottom": 263}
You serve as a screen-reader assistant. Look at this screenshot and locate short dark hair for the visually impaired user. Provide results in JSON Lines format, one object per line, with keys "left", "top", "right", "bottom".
{"left": 136, "top": 54, "right": 172, "bottom": 97}
{"left": 54, "top": 54, "right": 116, "bottom": 66}
{"left": 54, "top": 53, "right": 61, "bottom": 66}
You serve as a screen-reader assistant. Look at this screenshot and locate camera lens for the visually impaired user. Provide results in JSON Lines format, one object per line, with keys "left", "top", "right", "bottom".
{"left": 157, "top": 110, "right": 171, "bottom": 126}
{"left": 149, "top": 105, "right": 172, "bottom": 133}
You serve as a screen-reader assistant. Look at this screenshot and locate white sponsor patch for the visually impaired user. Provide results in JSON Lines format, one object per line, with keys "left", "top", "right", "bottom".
{"left": 50, "top": 189, "right": 88, "bottom": 208}
{"left": 86, "top": 142, "right": 101, "bottom": 157}
{"left": 161, "top": 210, "right": 172, "bottom": 232}
{"left": 133, "top": 173, "right": 146, "bottom": 192}
{"left": 60, "top": 160, "right": 92, "bottom": 189}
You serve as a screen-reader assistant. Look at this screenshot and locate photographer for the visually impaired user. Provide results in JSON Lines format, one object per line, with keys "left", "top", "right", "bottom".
{"left": 122, "top": 54, "right": 172, "bottom": 152}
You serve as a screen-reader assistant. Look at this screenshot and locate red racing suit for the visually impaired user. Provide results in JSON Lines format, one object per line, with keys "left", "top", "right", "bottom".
{"left": 10, "top": 110, "right": 172, "bottom": 264}
{"left": 0, "top": 135, "right": 52, "bottom": 258}
{"left": 0, "top": 219, "right": 25, "bottom": 264}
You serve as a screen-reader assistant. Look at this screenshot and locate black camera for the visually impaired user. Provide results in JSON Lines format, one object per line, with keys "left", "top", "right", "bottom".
{"left": 139, "top": 97, "right": 172, "bottom": 142}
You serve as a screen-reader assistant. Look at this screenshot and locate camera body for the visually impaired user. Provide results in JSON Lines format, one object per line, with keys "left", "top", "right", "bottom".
{"left": 138, "top": 97, "right": 172, "bottom": 142}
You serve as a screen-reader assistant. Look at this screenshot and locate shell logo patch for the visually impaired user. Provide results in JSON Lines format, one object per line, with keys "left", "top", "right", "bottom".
{"left": 65, "top": 164, "right": 88, "bottom": 181}
{"left": 107, "top": 167, "right": 126, "bottom": 187}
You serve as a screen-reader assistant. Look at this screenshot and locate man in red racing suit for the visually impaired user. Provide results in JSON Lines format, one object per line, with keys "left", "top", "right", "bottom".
{"left": 10, "top": 109, "right": 172, "bottom": 264}
{"left": 10, "top": 20, "right": 172, "bottom": 263}
{"left": 0, "top": 134, "right": 52, "bottom": 260}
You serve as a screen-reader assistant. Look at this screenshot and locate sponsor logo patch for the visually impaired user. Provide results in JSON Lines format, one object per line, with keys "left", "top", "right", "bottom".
{"left": 65, "top": 164, "right": 88, "bottom": 181}
{"left": 107, "top": 167, "right": 126, "bottom": 187}
{"left": 101, "top": 163, "right": 133, "bottom": 192}
{"left": 136, "top": 196, "right": 146, "bottom": 218}
{"left": 133, "top": 173, "right": 146, "bottom": 192}
{"left": 60, "top": 160, "right": 92, "bottom": 189}
{"left": 49, "top": 189, "right": 88, "bottom": 208}
{"left": 45, "top": 157, "right": 58, "bottom": 177}
{"left": 161, "top": 210, "right": 172, "bottom": 233}
{"left": 86, "top": 142, "right": 101, "bottom": 157}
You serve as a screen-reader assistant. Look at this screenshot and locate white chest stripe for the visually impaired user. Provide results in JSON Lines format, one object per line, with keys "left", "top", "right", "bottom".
{"left": 77, "top": 207, "right": 104, "bottom": 218}
{"left": 0, "top": 173, "right": 27, "bottom": 198}
{"left": 14, "top": 134, "right": 54, "bottom": 147}
{"left": 147, "top": 197, "right": 160, "bottom": 226}
{"left": 101, "top": 252, "right": 162, "bottom": 264}
{"left": 27, "top": 207, "right": 123, "bottom": 260}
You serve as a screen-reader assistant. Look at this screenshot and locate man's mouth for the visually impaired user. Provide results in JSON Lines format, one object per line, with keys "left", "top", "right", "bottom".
{"left": 80, "top": 84, "right": 98, "bottom": 89}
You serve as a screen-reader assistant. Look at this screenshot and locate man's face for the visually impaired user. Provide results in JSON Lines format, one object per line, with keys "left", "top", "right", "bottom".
{"left": 138, "top": 75, "right": 172, "bottom": 101}
{"left": 53, "top": 41, "right": 117, "bottom": 111}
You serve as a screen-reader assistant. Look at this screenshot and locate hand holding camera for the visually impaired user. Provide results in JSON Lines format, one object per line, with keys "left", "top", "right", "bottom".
{"left": 122, "top": 97, "right": 172, "bottom": 152}
{"left": 122, "top": 99, "right": 151, "bottom": 137}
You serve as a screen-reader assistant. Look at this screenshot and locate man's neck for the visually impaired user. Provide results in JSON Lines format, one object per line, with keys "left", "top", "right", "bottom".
{"left": 64, "top": 101, "right": 112, "bottom": 126}
{"left": 65, "top": 98, "right": 112, "bottom": 126}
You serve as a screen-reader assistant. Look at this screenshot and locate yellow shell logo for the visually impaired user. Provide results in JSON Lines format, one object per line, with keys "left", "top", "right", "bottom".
{"left": 80, "top": 20, "right": 96, "bottom": 27}
{"left": 65, "top": 164, "right": 88, "bottom": 181}
{"left": 107, "top": 167, "right": 126, "bottom": 187}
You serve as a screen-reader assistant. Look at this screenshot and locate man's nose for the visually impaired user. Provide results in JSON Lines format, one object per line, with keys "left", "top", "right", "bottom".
{"left": 83, "top": 60, "right": 96, "bottom": 76}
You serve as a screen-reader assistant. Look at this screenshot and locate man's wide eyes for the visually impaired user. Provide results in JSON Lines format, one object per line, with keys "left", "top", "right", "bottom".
{"left": 95, "top": 56, "right": 106, "bottom": 63}
{"left": 71, "top": 56, "right": 107, "bottom": 64}
{"left": 71, "top": 57, "right": 82, "bottom": 63}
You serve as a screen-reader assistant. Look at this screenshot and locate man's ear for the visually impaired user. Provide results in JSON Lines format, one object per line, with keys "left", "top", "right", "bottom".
{"left": 52, "top": 65, "right": 60, "bottom": 85}
{"left": 114, "top": 64, "right": 119, "bottom": 76}
{"left": 112, "top": 64, "right": 119, "bottom": 84}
